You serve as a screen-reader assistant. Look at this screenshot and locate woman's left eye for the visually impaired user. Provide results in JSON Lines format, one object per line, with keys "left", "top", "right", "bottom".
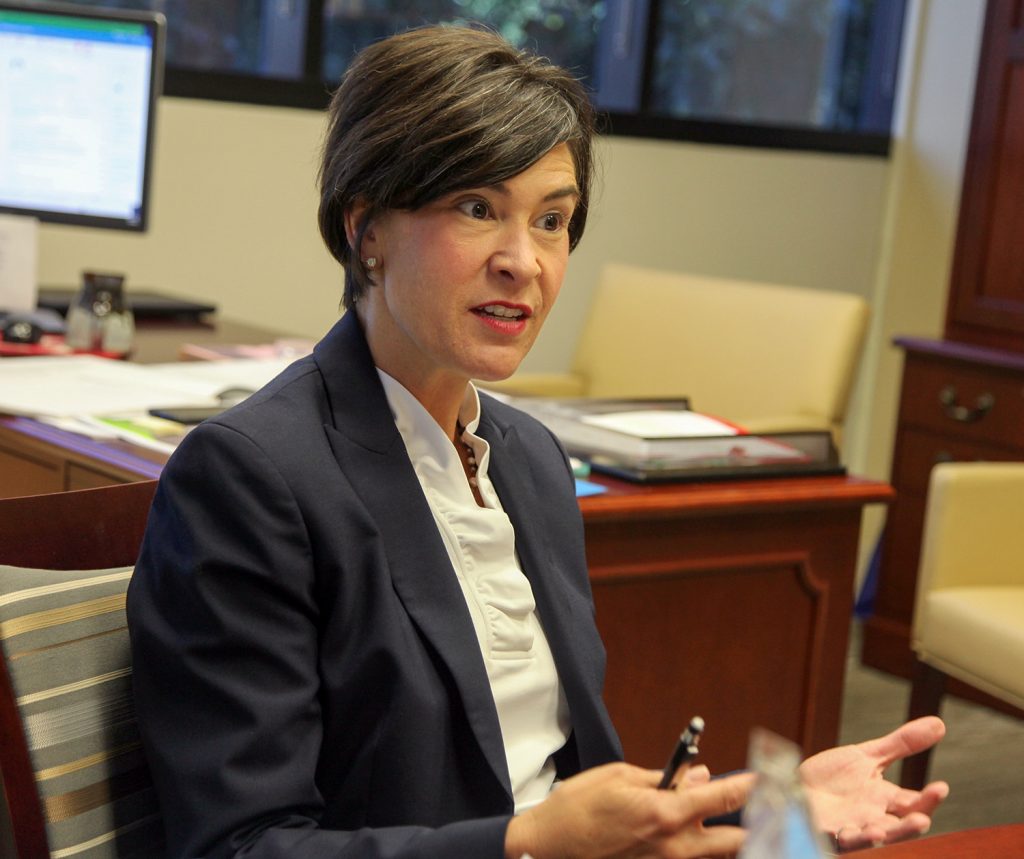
{"left": 536, "top": 212, "right": 567, "bottom": 231}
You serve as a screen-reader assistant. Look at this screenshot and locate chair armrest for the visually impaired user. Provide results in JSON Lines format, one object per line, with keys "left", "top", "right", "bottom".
{"left": 478, "top": 373, "right": 588, "bottom": 398}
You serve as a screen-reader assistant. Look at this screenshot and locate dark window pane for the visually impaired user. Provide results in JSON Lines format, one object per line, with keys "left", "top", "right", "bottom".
{"left": 65, "top": 0, "right": 307, "bottom": 77}
{"left": 650, "top": 0, "right": 902, "bottom": 133}
{"left": 590, "top": 0, "right": 649, "bottom": 113}
{"left": 321, "top": 0, "right": 604, "bottom": 87}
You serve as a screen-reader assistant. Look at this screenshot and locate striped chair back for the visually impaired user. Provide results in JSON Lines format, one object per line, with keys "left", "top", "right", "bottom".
{"left": 0, "top": 481, "right": 160, "bottom": 859}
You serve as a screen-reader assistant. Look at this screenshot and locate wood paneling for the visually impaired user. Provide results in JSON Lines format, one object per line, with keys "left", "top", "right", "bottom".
{"left": 945, "top": 0, "right": 1024, "bottom": 351}
{"left": 0, "top": 444, "right": 62, "bottom": 499}
{"left": 583, "top": 475, "right": 890, "bottom": 774}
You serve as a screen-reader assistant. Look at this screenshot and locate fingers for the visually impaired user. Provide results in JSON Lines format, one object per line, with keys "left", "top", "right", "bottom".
{"left": 677, "top": 772, "right": 755, "bottom": 823}
{"left": 885, "top": 780, "right": 950, "bottom": 818}
{"left": 664, "top": 778, "right": 750, "bottom": 859}
{"left": 681, "top": 764, "right": 712, "bottom": 786}
{"left": 662, "top": 762, "right": 712, "bottom": 790}
{"left": 857, "top": 717, "right": 946, "bottom": 768}
{"left": 836, "top": 811, "right": 934, "bottom": 851}
{"left": 683, "top": 824, "right": 746, "bottom": 857}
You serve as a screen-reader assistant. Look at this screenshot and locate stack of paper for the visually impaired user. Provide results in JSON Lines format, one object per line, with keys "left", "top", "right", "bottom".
{"left": 502, "top": 396, "right": 838, "bottom": 482}
{"left": 0, "top": 354, "right": 300, "bottom": 454}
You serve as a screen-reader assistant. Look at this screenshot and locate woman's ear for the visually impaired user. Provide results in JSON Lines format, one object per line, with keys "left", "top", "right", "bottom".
{"left": 343, "top": 199, "right": 373, "bottom": 251}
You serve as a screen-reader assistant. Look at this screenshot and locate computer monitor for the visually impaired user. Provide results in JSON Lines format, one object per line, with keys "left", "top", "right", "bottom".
{"left": 0, "top": 1, "right": 165, "bottom": 231}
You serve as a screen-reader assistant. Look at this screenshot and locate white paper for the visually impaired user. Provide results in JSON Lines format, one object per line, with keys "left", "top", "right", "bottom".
{"left": 582, "top": 409, "right": 740, "bottom": 438}
{"left": 0, "top": 355, "right": 217, "bottom": 418}
{"left": 145, "top": 357, "right": 299, "bottom": 397}
{"left": 0, "top": 354, "right": 301, "bottom": 420}
{"left": 0, "top": 214, "right": 38, "bottom": 312}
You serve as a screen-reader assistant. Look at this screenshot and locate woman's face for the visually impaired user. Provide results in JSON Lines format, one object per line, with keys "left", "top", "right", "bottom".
{"left": 354, "top": 143, "right": 578, "bottom": 402}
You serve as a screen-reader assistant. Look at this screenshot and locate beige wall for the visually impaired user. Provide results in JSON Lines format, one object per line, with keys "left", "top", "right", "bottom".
{"left": 36, "top": 0, "right": 986, "bottom": 515}
{"left": 850, "top": 0, "right": 986, "bottom": 479}
{"left": 37, "top": 100, "right": 890, "bottom": 357}
{"left": 38, "top": 100, "right": 342, "bottom": 342}
{"left": 846, "top": 0, "right": 986, "bottom": 569}
{"left": 528, "top": 137, "right": 888, "bottom": 375}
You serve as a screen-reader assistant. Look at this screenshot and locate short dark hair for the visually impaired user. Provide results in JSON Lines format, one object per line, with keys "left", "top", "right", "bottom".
{"left": 317, "top": 25, "right": 596, "bottom": 309}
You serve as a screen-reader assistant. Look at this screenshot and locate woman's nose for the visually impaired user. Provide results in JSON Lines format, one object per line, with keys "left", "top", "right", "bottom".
{"left": 490, "top": 226, "right": 542, "bottom": 282}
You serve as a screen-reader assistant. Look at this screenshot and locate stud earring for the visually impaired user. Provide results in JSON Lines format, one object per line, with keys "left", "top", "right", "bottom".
{"left": 364, "top": 257, "right": 378, "bottom": 270}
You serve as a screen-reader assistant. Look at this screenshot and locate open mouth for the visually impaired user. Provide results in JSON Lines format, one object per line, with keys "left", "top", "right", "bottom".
{"left": 474, "top": 304, "right": 529, "bottom": 320}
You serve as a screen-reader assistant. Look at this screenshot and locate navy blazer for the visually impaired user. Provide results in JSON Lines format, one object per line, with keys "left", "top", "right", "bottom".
{"left": 127, "top": 313, "right": 622, "bottom": 859}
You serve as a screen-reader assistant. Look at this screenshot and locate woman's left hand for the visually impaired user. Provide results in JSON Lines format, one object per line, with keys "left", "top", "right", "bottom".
{"left": 799, "top": 717, "right": 950, "bottom": 852}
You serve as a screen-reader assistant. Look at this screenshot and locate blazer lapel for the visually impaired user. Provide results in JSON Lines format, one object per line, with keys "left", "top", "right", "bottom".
{"left": 312, "top": 315, "right": 512, "bottom": 802}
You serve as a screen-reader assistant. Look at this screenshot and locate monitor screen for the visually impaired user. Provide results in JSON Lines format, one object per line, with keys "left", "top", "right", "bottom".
{"left": 0, "top": 2, "right": 165, "bottom": 231}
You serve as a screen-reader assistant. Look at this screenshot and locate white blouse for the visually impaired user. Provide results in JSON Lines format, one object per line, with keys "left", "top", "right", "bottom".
{"left": 377, "top": 370, "right": 570, "bottom": 812}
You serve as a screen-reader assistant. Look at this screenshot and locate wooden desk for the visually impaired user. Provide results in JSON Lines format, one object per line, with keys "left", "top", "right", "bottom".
{"left": 581, "top": 472, "right": 891, "bottom": 772}
{"left": 871, "top": 825, "right": 1024, "bottom": 858}
{"left": 0, "top": 414, "right": 889, "bottom": 770}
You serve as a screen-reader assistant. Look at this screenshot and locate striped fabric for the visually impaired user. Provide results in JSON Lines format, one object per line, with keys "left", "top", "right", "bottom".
{"left": 0, "top": 565, "right": 165, "bottom": 858}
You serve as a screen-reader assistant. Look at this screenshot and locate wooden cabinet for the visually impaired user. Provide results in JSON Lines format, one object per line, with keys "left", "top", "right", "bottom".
{"left": 944, "top": 0, "right": 1024, "bottom": 352}
{"left": 861, "top": 339, "right": 1024, "bottom": 680}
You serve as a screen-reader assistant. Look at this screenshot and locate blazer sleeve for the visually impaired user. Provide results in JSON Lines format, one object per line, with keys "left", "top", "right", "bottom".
{"left": 126, "top": 420, "right": 511, "bottom": 859}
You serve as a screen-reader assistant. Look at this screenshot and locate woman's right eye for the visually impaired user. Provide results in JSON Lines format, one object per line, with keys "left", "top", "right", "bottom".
{"left": 458, "top": 199, "right": 491, "bottom": 220}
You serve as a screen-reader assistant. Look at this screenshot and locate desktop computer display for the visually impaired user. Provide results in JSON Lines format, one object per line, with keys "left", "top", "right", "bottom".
{"left": 0, "top": 1, "right": 165, "bottom": 231}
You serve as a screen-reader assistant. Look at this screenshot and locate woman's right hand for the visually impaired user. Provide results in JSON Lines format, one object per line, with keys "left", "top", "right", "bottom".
{"left": 504, "top": 762, "right": 753, "bottom": 859}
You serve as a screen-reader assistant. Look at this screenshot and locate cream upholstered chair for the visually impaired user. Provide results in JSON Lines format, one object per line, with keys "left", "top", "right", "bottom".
{"left": 0, "top": 481, "right": 162, "bottom": 859}
{"left": 900, "top": 462, "right": 1024, "bottom": 789}
{"left": 487, "top": 263, "right": 869, "bottom": 441}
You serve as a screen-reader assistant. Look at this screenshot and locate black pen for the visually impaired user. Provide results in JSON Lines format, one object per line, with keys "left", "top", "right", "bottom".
{"left": 657, "top": 715, "right": 705, "bottom": 789}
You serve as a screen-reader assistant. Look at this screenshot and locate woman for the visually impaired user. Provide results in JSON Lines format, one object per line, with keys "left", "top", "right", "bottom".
{"left": 127, "top": 26, "right": 947, "bottom": 858}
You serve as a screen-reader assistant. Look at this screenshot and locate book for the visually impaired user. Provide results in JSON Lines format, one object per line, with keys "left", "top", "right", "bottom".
{"left": 504, "top": 397, "right": 744, "bottom": 464}
{"left": 500, "top": 396, "right": 842, "bottom": 482}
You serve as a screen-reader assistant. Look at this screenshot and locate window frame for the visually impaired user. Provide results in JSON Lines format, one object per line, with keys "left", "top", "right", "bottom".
{"left": 156, "top": 0, "right": 899, "bottom": 157}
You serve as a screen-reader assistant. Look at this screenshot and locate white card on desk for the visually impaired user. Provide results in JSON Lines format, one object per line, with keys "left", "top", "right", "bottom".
{"left": 581, "top": 409, "right": 740, "bottom": 438}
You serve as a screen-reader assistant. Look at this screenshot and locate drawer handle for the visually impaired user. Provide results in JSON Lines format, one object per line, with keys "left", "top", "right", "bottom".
{"left": 938, "top": 386, "right": 995, "bottom": 423}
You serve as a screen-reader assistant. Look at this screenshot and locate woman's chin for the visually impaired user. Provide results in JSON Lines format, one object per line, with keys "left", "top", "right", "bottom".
{"left": 466, "top": 352, "right": 529, "bottom": 384}
{"left": 471, "top": 363, "right": 523, "bottom": 385}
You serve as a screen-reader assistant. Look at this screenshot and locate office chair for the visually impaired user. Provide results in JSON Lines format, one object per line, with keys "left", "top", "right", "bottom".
{"left": 0, "top": 480, "right": 161, "bottom": 858}
{"left": 485, "top": 263, "right": 869, "bottom": 443}
{"left": 900, "top": 462, "right": 1024, "bottom": 789}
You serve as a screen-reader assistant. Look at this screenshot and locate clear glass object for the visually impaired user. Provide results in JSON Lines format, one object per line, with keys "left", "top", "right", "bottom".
{"left": 65, "top": 271, "right": 135, "bottom": 355}
{"left": 739, "top": 728, "right": 828, "bottom": 858}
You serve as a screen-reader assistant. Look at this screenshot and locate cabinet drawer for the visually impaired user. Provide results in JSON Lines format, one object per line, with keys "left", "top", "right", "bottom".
{"left": 0, "top": 445, "right": 62, "bottom": 498}
{"left": 892, "top": 427, "right": 1024, "bottom": 496}
{"left": 899, "top": 355, "right": 1024, "bottom": 449}
{"left": 66, "top": 463, "right": 126, "bottom": 491}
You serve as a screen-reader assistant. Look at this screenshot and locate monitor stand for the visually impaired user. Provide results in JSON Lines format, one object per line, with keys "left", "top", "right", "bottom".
{"left": 0, "top": 214, "right": 38, "bottom": 313}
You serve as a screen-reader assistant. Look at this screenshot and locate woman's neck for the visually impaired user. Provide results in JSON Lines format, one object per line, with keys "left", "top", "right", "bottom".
{"left": 357, "top": 306, "right": 469, "bottom": 440}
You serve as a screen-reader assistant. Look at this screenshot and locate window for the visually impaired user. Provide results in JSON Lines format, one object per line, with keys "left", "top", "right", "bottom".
{"left": 321, "top": 0, "right": 602, "bottom": 85}
{"left": 54, "top": 0, "right": 906, "bottom": 153}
